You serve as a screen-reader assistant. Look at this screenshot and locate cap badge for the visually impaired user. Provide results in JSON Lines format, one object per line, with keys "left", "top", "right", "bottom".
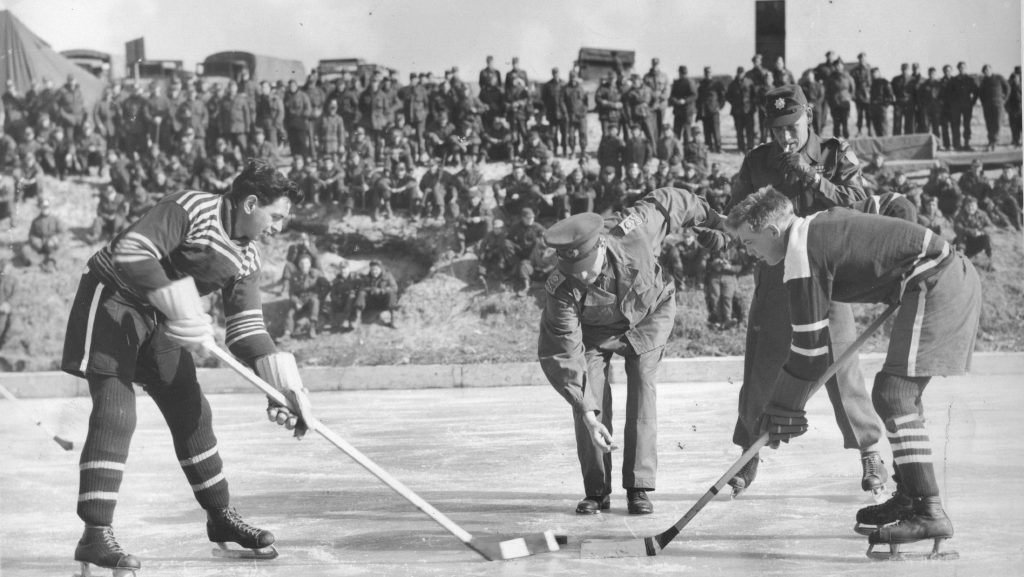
{"left": 774, "top": 97, "right": 786, "bottom": 110}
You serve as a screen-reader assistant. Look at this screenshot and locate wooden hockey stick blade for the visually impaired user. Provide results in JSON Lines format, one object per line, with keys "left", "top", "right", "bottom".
{"left": 580, "top": 303, "right": 900, "bottom": 559}
{"left": 0, "top": 382, "right": 75, "bottom": 451}
{"left": 206, "top": 343, "right": 560, "bottom": 561}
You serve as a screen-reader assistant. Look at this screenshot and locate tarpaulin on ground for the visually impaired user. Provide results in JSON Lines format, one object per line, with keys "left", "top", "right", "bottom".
{"left": 847, "top": 133, "right": 937, "bottom": 162}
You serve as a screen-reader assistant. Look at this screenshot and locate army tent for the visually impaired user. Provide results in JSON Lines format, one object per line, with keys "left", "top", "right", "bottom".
{"left": 0, "top": 9, "right": 106, "bottom": 107}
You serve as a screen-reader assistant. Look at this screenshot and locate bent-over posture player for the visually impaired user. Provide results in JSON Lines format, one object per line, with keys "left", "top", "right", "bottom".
{"left": 539, "top": 187, "right": 723, "bottom": 516}
{"left": 725, "top": 187, "right": 980, "bottom": 560}
{"left": 61, "top": 159, "right": 313, "bottom": 576}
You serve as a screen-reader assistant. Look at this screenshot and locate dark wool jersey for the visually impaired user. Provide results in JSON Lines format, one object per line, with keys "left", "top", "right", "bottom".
{"left": 782, "top": 209, "right": 951, "bottom": 380}
{"left": 88, "top": 190, "right": 274, "bottom": 363}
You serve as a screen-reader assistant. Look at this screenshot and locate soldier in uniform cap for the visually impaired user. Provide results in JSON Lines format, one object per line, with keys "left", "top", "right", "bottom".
{"left": 538, "top": 187, "right": 725, "bottom": 516}
{"left": 726, "top": 84, "right": 885, "bottom": 499}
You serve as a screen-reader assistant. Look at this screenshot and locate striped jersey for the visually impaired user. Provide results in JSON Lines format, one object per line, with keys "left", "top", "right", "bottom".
{"left": 782, "top": 208, "right": 951, "bottom": 380}
{"left": 88, "top": 190, "right": 275, "bottom": 362}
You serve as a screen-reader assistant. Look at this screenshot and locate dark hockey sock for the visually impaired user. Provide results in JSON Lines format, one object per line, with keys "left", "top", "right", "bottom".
{"left": 78, "top": 375, "right": 138, "bottom": 526}
{"left": 148, "top": 379, "right": 230, "bottom": 510}
{"left": 872, "top": 372, "right": 940, "bottom": 497}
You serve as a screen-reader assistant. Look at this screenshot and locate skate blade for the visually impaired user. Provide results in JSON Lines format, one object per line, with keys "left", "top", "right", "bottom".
{"left": 211, "top": 542, "right": 279, "bottom": 560}
{"left": 74, "top": 562, "right": 138, "bottom": 577}
{"left": 866, "top": 539, "right": 959, "bottom": 561}
{"left": 853, "top": 523, "right": 877, "bottom": 536}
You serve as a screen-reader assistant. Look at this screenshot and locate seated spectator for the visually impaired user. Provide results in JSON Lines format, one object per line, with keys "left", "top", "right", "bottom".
{"left": 923, "top": 166, "right": 963, "bottom": 218}
{"left": 958, "top": 158, "right": 988, "bottom": 201}
{"left": 381, "top": 127, "right": 415, "bottom": 174}
{"left": 861, "top": 153, "right": 894, "bottom": 193}
{"left": 0, "top": 173, "right": 14, "bottom": 228}
{"left": 481, "top": 117, "right": 514, "bottom": 162}
{"left": 106, "top": 149, "right": 131, "bottom": 195}
{"left": 387, "top": 162, "right": 421, "bottom": 216}
{"left": 354, "top": 260, "right": 399, "bottom": 328}
{"left": 447, "top": 121, "right": 481, "bottom": 167}
{"left": 676, "top": 162, "right": 705, "bottom": 193}
{"left": 247, "top": 127, "right": 279, "bottom": 166}
{"left": 348, "top": 126, "right": 376, "bottom": 166}
{"left": 286, "top": 155, "right": 317, "bottom": 206}
{"left": 494, "top": 162, "right": 534, "bottom": 220}
{"left": 506, "top": 206, "right": 546, "bottom": 296}
{"left": 455, "top": 190, "right": 493, "bottom": 254}
{"left": 75, "top": 121, "right": 106, "bottom": 177}
{"left": 343, "top": 151, "right": 372, "bottom": 212}
{"left": 0, "top": 258, "right": 14, "bottom": 350}
{"left": 476, "top": 220, "right": 515, "bottom": 291}
{"left": 520, "top": 130, "right": 553, "bottom": 177}
{"left": 676, "top": 230, "right": 709, "bottom": 290}
{"left": 126, "top": 176, "right": 156, "bottom": 222}
{"left": 14, "top": 152, "right": 42, "bottom": 202}
{"left": 528, "top": 236, "right": 558, "bottom": 282}
{"left": 597, "top": 123, "right": 626, "bottom": 178}
{"left": 887, "top": 171, "right": 922, "bottom": 208}
{"left": 327, "top": 259, "right": 360, "bottom": 332}
{"left": 87, "top": 185, "right": 128, "bottom": 244}
{"left": 419, "top": 157, "right": 457, "bottom": 219}
{"left": 684, "top": 125, "right": 709, "bottom": 174}
{"left": 367, "top": 168, "right": 394, "bottom": 221}
{"left": 19, "top": 197, "right": 64, "bottom": 272}
{"left": 530, "top": 163, "right": 567, "bottom": 225}
{"left": 200, "top": 153, "right": 236, "bottom": 194}
{"left": 652, "top": 160, "right": 677, "bottom": 190}
{"left": 621, "top": 161, "right": 651, "bottom": 207}
{"left": 281, "top": 254, "right": 329, "bottom": 340}
{"left": 953, "top": 196, "right": 995, "bottom": 270}
{"left": 704, "top": 237, "right": 745, "bottom": 329}
{"left": 49, "top": 127, "right": 76, "bottom": 180}
{"left": 592, "top": 164, "right": 625, "bottom": 215}
{"left": 704, "top": 162, "right": 732, "bottom": 212}
{"left": 990, "top": 164, "right": 1022, "bottom": 231}
{"left": 917, "top": 195, "right": 956, "bottom": 243}
{"left": 314, "top": 155, "right": 345, "bottom": 207}
{"left": 565, "top": 167, "right": 595, "bottom": 215}
{"left": 624, "top": 123, "right": 654, "bottom": 168}
{"left": 656, "top": 122, "right": 684, "bottom": 173}
{"left": 425, "top": 109, "right": 457, "bottom": 163}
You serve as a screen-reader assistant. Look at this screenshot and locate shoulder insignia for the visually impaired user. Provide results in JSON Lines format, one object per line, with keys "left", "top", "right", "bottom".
{"left": 545, "top": 270, "right": 566, "bottom": 295}
{"left": 616, "top": 212, "right": 644, "bottom": 236}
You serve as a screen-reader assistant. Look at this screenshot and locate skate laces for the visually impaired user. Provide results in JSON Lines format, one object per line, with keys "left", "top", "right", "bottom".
{"left": 222, "top": 507, "right": 261, "bottom": 538}
{"left": 862, "top": 453, "right": 883, "bottom": 478}
{"left": 100, "top": 526, "right": 126, "bottom": 554}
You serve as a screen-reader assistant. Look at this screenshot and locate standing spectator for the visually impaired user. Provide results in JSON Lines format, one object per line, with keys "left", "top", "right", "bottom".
{"left": 504, "top": 57, "right": 529, "bottom": 95}
{"left": 317, "top": 100, "right": 347, "bottom": 160}
{"left": 541, "top": 68, "right": 567, "bottom": 157}
{"left": 506, "top": 207, "right": 546, "bottom": 296}
{"left": 218, "top": 81, "right": 252, "bottom": 155}
{"left": 562, "top": 73, "right": 589, "bottom": 160}
{"left": 669, "top": 66, "right": 697, "bottom": 145}
{"left": 146, "top": 82, "right": 174, "bottom": 152}
{"left": 92, "top": 87, "right": 120, "bottom": 152}
{"left": 799, "top": 69, "right": 828, "bottom": 136}
{"left": 20, "top": 197, "right": 64, "bottom": 272}
{"left": 1006, "top": 66, "right": 1022, "bottom": 147}
{"left": 255, "top": 81, "right": 282, "bottom": 150}
{"left": 354, "top": 260, "right": 399, "bottom": 328}
{"left": 327, "top": 260, "right": 360, "bottom": 332}
{"left": 953, "top": 196, "right": 995, "bottom": 270}
{"left": 595, "top": 73, "right": 624, "bottom": 135}
{"left": 979, "top": 65, "right": 1010, "bottom": 151}
{"left": 826, "top": 59, "right": 855, "bottom": 139}
{"left": 623, "top": 124, "right": 653, "bottom": 170}
{"left": 477, "top": 73, "right": 505, "bottom": 142}
{"left": 813, "top": 50, "right": 837, "bottom": 127}
{"left": 283, "top": 79, "right": 312, "bottom": 158}
{"left": 119, "top": 83, "right": 150, "bottom": 155}
{"left": 704, "top": 238, "right": 745, "bottom": 329}
{"left": 0, "top": 259, "right": 14, "bottom": 351}
{"left": 479, "top": 55, "right": 503, "bottom": 90}
{"left": 745, "top": 54, "right": 772, "bottom": 143}
{"left": 727, "top": 66, "right": 756, "bottom": 153}
{"left": 644, "top": 58, "right": 670, "bottom": 141}
{"left": 916, "top": 67, "right": 943, "bottom": 141}
{"left": 624, "top": 74, "right": 655, "bottom": 144}
{"left": 177, "top": 87, "right": 210, "bottom": 158}
{"left": 851, "top": 53, "right": 873, "bottom": 136}
{"left": 948, "top": 61, "right": 979, "bottom": 151}
{"left": 696, "top": 66, "right": 725, "bottom": 152}
{"left": 771, "top": 56, "right": 795, "bottom": 88}
{"left": 55, "top": 74, "right": 87, "bottom": 138}
{"left": 655, "top": 122, "right": 684, "bottom": 173}
{"left": 891, "top": 63, "right": 914, "bottom": 135}
{"left": 506, "top": 77, "right": 532, "bottom": 153}
{"left": 869, "top": 67, "right": 895, "bottom": 137}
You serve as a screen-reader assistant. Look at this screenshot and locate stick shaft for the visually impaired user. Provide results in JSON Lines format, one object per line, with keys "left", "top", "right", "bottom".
{"left": 0, "top": 382, "right": 74, "bottom": 450}
{"left": 206, "top": 345, "right": 476, "bottom": 545}
{"left": 657, "top": 303, "right": 899, "bottom": 548}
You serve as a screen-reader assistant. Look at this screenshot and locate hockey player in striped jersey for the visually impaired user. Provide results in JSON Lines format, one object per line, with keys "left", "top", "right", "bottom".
{"left": 61, "top": 159, "right": 311, "bottom": 575}
{"left": 725, "top": 187, "right": 980, "bottom": 561}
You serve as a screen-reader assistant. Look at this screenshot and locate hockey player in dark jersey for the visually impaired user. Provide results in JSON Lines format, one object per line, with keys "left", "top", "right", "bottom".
{"left": 725, "top": 187, "right": 981, "bottom": 561}
{"left": 61, "top": 159, "right": 312, "bottom": 576}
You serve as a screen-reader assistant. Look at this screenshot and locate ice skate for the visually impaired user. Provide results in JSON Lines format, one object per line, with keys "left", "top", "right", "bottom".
{"left": 207, "top": 506, "right": 278, "bottom": 560}
{"left": 860, "top": 451, "right": 889, "bottom": 501}
{"left": 854, "top": 490, "right": 913, "bottom": 535}
{"left": 74, "top": 525, "right": 141, "bottom": 577}
{"left": 867, "top": 497, "right": 959, "bottom": 561}
{"left": 728, "top": 452, "right": 759, "bottom": 498}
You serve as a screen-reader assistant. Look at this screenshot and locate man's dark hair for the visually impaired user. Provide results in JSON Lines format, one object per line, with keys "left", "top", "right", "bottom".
{"left": 227, "top": 158, "right": 299, "bottom": 205}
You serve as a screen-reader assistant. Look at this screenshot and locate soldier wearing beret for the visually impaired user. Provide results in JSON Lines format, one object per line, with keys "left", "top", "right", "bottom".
{"left": 538, "top": 188, "right": 724, "bottom": 516}
{"left": 727, "top": 84, "right": 885, "bottom": 499}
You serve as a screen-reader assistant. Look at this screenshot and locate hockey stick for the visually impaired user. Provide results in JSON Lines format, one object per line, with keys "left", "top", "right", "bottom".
{"left": 205, "top": 343, "right": 560, "bottom": 561}
{"left": 580, "top": 302, "right": 899, "bottom": 558}
{"left": 0, "top": 382, "right": 75, "bottom": 451}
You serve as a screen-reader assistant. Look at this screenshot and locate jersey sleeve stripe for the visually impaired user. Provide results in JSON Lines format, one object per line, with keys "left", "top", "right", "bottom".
{"left": 226, "top": 309, "right": 264, "bottom": 322}
{"left": 225, "top": 328, "right": 270, "bottom": 347}
{"left": 783, "top": 213, "right": 817, "bottom": 283}
{"left": 792, "top": 318, "right": 829, "bottom": 332}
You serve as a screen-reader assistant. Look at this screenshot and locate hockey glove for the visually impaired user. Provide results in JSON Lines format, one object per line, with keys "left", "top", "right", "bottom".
{"left": 759, "top": 368, "right": 817, "bottom": 448}
{"left": 148, "top": 278, "right": 215, "bottom": 352}
{"left": 595, "top": 335, "right": 636, "bottom": 357}
{"left": 256, "top": 352, "right": 314, "bottom": 439}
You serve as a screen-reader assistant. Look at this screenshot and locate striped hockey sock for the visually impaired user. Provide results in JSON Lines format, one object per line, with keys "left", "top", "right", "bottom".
{"left": 887, "top": 413, "right": 940, "bottom": 497}
{"left": 78, "top": 376, "right": 137, "bottom": 526}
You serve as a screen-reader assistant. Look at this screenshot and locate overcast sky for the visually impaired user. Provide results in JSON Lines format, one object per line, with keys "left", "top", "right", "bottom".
{"left": 5, "top": 0, "right": 1021, "bottom": 80}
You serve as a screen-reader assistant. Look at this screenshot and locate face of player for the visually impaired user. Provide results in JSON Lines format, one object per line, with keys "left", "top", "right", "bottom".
{"left": 770, "top": 112, "right": 810, "bottom": 152}
{"left": 732, "top": 224, "right": 786, "bottom": 266}
{"left": 236, "top": 195, "right": 292, "bottom": 241}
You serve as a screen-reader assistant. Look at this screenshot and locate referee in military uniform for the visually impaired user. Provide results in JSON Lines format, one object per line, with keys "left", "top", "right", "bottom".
{"left": 538, "top": 188, "right": 722, "bottom": 515}
{"left": 726, "top": 85, "right": 887, "bottom": 498}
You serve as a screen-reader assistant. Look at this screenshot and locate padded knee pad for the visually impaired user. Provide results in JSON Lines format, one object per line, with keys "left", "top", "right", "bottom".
{"left": 872, "top": 372, "right": 930, "bottom": 432}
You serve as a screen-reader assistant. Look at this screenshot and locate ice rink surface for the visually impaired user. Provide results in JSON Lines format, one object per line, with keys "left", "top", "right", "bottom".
{"left": 2, "top": 375, "right": 1022, "bottom": 576}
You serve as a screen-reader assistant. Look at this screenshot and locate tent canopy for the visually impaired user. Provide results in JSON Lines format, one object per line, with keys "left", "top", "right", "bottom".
{"left": 1, "top": 9, "right": 106, "bottom": 107}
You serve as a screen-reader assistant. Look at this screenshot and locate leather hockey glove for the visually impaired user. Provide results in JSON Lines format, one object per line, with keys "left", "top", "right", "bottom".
{"left": 256, "top": 352, "right": 314, "bottom": 439}
{"left": 148, "top": 278, "right": 215, "bottom": 352}
{"left": 759, "top": 368, "right": 817, "bottom": 448}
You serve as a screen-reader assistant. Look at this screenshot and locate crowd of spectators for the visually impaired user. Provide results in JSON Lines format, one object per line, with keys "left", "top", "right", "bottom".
{"left": 0, "top": 50, "right": 1021, "bottom": 336}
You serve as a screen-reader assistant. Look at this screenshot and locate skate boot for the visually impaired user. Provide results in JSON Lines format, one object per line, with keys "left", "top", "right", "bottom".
{"left": 207, "top": 506, "right": 278, "bottom": 559}
{"left": 728, "top": 452, "right": 759, "bottom": 498}
{"left": 854, "top": 490, "right": 913, "bottom": 535}
{"left": 860, "top": 451, "right": 889, "bottom": 500}
{"left": 867, "top": 496, "right": 959, "bottom": 561}
{"left": 74, "top": 525, "right": 141, "bottom": 577}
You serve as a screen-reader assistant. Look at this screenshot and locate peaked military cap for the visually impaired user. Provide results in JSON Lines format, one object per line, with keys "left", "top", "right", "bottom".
{"left": 544, "top": 213, "right": 605, "bottom": 276}
{"left": 765, "top": 84, "right": 809, "bottom": 128}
